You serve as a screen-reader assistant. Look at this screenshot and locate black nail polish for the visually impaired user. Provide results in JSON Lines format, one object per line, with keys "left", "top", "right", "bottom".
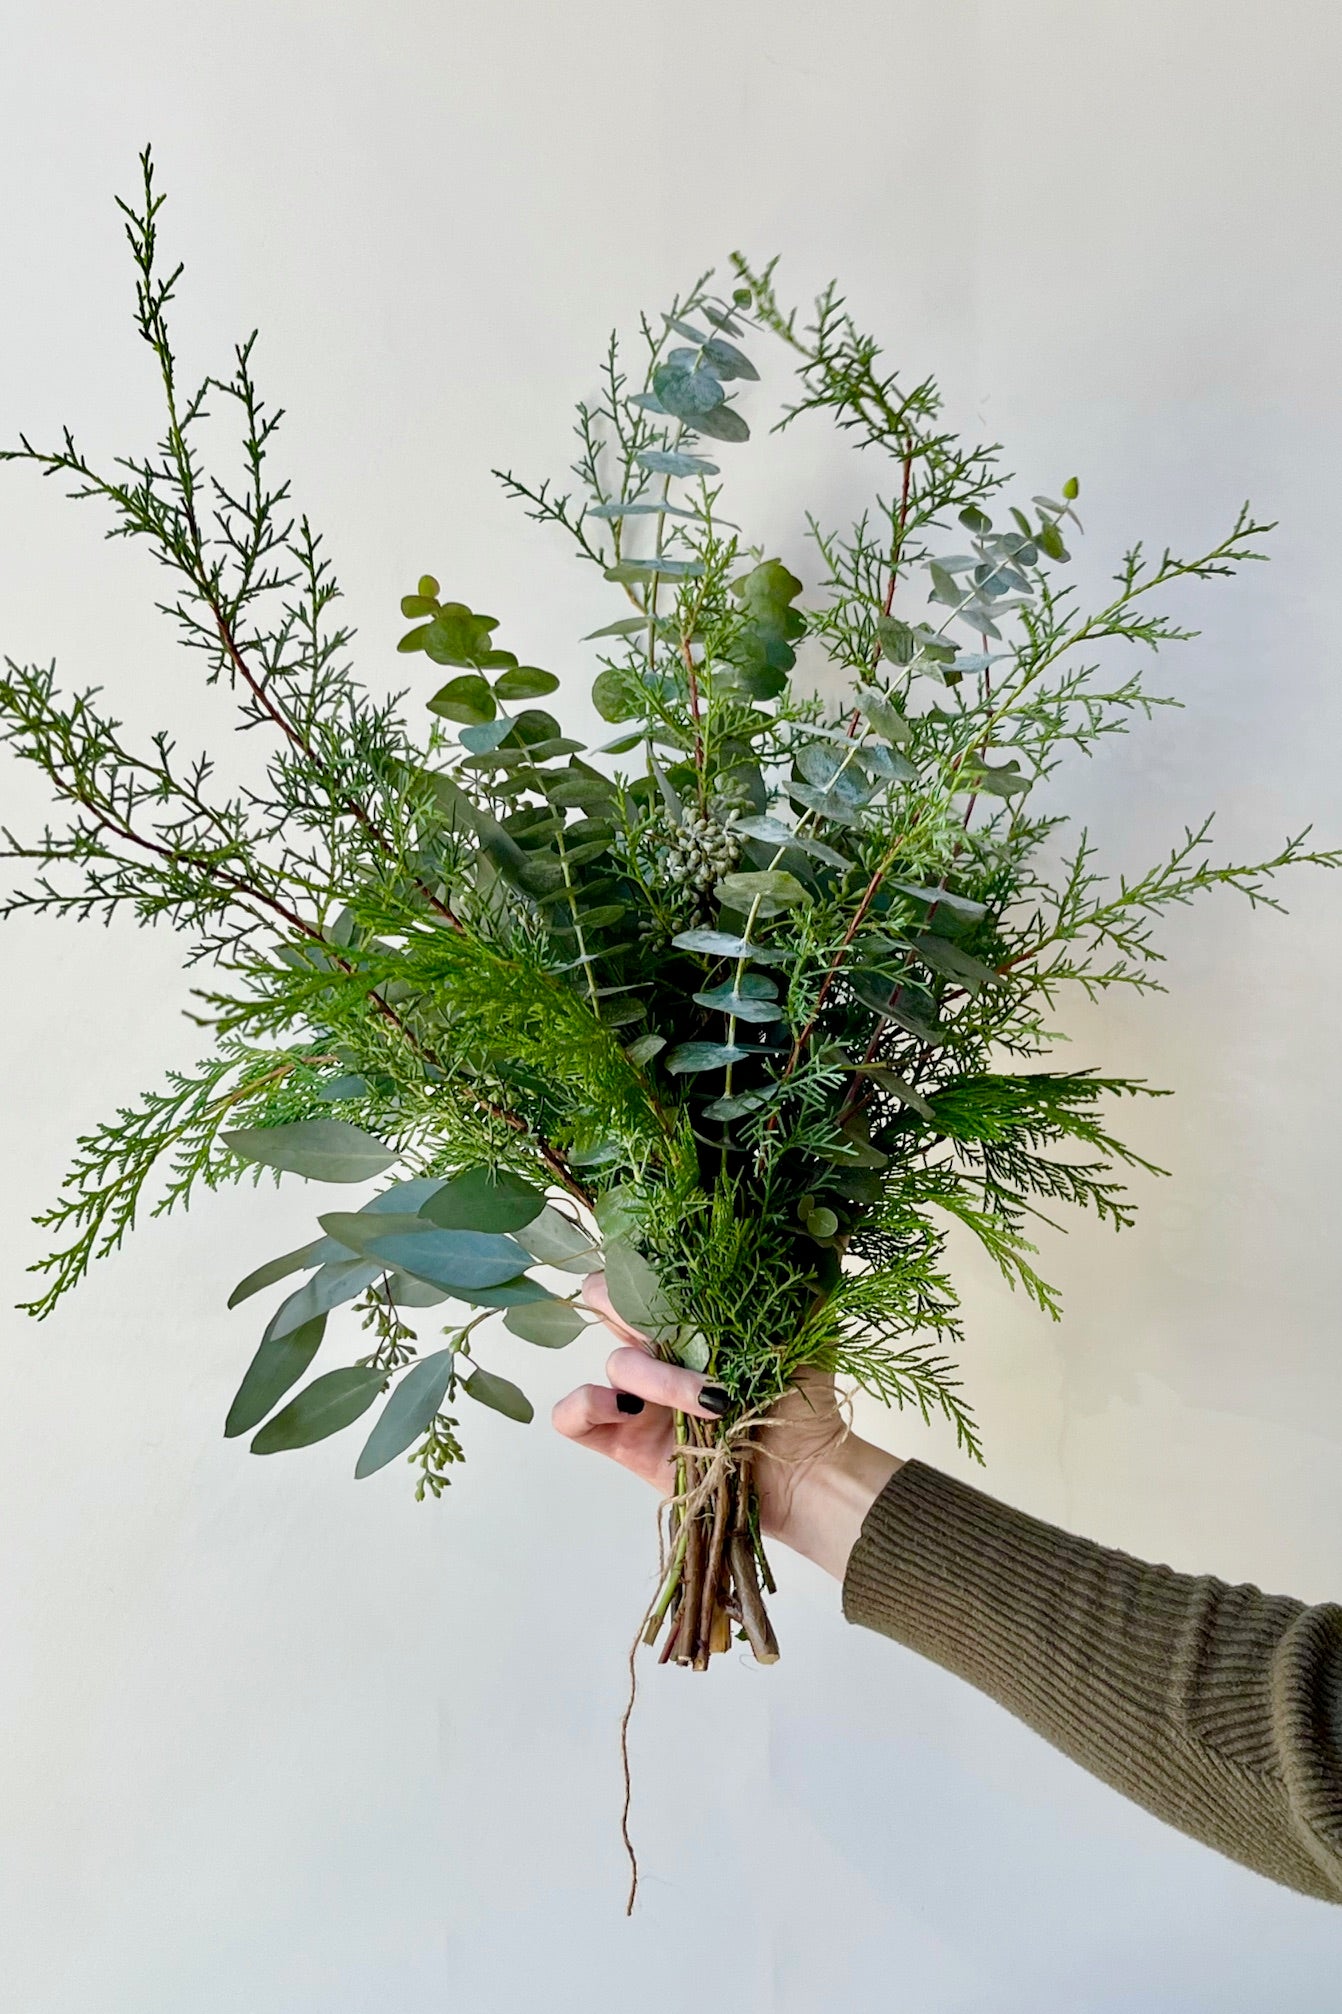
{"left": 697, "top": 1383, "right": 730, "bottom": 1417}
{"left": 615, "top": 1391, "right": 645, "bottom": 1416}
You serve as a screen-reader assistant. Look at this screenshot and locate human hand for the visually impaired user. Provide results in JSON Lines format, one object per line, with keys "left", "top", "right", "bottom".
{"left": 551, "top": 1273, "right": 902, "bottom": 1582}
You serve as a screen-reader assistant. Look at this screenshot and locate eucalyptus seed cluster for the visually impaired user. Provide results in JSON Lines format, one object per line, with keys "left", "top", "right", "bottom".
{"left": 655, "top": 808, "right": 741, "bottom": 894}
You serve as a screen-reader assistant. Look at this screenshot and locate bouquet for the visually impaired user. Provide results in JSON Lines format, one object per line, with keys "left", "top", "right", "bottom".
{"left": 4, "top": 154, "right": 1335, "bottom": 1682}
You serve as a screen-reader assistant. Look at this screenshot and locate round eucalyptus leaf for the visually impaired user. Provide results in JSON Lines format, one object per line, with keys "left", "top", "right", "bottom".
{"left": 636, "top": 448, "right": 720, "bottom": 477}
{"left": 686, "top": 401, "right": 750, "bottom": 443}
{"left": 427, "top": 674, "right": 497, "bottom": 726}
{"left": 665, "top": 1041, "right": 754, "bottom": 1075}
{"left": 494, "top": 665, "right": 560, "bottom": 700}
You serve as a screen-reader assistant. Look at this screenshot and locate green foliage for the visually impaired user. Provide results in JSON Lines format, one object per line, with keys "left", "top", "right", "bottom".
{"left": 3, "top": 153, "right": 1339, "bottom": 1495}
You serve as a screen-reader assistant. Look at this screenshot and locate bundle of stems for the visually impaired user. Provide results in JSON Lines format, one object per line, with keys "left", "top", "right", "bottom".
{"left": 3, "top": 153, "right": 1337, "bottom": 1674}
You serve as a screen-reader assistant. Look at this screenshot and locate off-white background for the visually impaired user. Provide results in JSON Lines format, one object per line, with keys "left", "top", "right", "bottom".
{"left": 1, "top": 2, "right": 1340, "bottom": 2007}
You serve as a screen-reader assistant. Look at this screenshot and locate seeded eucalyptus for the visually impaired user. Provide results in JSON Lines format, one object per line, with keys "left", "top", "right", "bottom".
{"left": 3, "top": 154, "right": 1337, "bottom": 1671}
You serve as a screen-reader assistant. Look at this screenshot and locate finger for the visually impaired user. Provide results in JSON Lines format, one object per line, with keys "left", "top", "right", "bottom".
{"left": 551, "top": 1382, "right": 651, "bottom": 1442}
{"left": 603, "top": 1345, "right": 728, "bottom": 1421}
{"left": 580, "top": 1272, "right": 651, "bottom": 1347}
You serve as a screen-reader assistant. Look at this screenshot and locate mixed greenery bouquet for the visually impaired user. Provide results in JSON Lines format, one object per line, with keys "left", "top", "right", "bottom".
{"left": 4, "top": 155, "right": 1335, "bottom": 1674}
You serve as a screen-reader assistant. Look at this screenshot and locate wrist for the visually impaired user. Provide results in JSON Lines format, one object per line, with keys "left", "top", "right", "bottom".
{"left": 775, "top": 1435, "right": 901, "bottom": 1581}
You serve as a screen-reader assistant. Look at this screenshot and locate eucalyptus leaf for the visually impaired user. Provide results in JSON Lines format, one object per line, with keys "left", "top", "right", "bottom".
{"left": 365, "top": 1228, "right": 530, "bottom": 1290}
{"left": 227, "top": 1237, "right": 348, "bottom": 1310}
{"left": 250, "top": 1366, "right": 385, "bottom": 1454}
{"left": 671, "top": 928, "right": 793, "bottom": 964}
{"left": 503, "top": 1299, "right": 585, "bottom": 1348}
{"left": 665, "top": 1041, "right": 754, "bottom": 1074}
{"left": 604, "top": 1239, "right": 676, "bottom": 1338}
{"left": 714, "top": 869, "right": 810, "bottom": 914}
{"left": 223, "top": 1120, "right": 397, "bottom": 1184}
{"left": 687, "top": 402, "right": 750, "bottom": 443}
{"left": 420, "top": 1167, "right": 546, "bottom": 1233}
{"left": 427, "top": 674, "right": 497, "bottom": 726}
{"left": 693, "top": 986, "right": 783, "bottom": 1024}
{"left": 224, "top": 1314, "right": 327, "bottom": 1438}
{"left": 887, "top": 880, "right": 989, "bottom": 920}
{"left": 675, "top": 1329, "right": 711, "bottom": 1372}
{"left": 636, "top": 449, "right": 719, "bottom": 477}
{"left": 494, "top": 666, "right": 560, "bottom": 700}
{"left": 731, "top": 815, "right": 852, "bottom": 871}
{"left": 652, "top": 363, "right": 726, "bottom": 419}
{"left": 513, "top": 1207, "right": 597, "bottom": 1273}
{"left": 316, "top": 1210, "right": 435, "bottom": 1254}
{"left": 462, "top": 1367, "right": 534, "bottom": 1424}
{"left": 354, "top": 1349, "right": 456, "bottom": 1478}
{"left": 700, "top": 337, "right": 758, "bottom": 381}
{"left": 263, "top": 1258, "right": 383, "bottom": 1342}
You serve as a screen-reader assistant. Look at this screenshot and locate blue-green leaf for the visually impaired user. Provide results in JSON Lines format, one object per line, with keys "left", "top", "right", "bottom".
{"left": 419, "top": 1167, "right": 546, "bottom": 1233}
{"left": 687, "top": 402, "right": 750, "bottom": 443}
{"left": 250, "top": 1366, "right": 385, "bottom": 1454}
{"left": 263, "top": 1258, "right": 383, "bottom": 1342}
{"left": 223, "top": 1119, "right": 397, "bottom": 1183}
{"left": 604, "top": 557, "right": 704, "bottom": 582}
{"left": 227, "top": 1237, "right": 349, "bottom": 1310}
{"left": 671, "top": 928, "right": 793, "bottom": 964}
{"left": 462, "top": 1367, "right": 533, "bottom": 1424}
{"left": 224, "top": 1314, "right": 327, "bottom": 1437}
{"left": 665, "top": 1041, "right": 754, "bottom": 1074}
{"left": 604, "top": 1240, "right": 676, "bottom": 1337}
{"left": 587, "top": 501, "right": 696, "bottom": 520}
{"left": 653, "top": 363, "right": 725, "bottom": 419}
{"left": 693, "top": 985, "right": 783, "bottom": 1024}
{"left": 503, "top": 1300, "right": 585, "bottom": 1347}
{"left": 888, "top": 880, "right": 989, "bottom": 920}
{"left": 364, "top": 1229, "right": 530, "bottom": 1291}
{"left": 700, "top": 337, "right": 758, "bottom": 381}
{"left": 636, "top": 449, "right": 720, "bottom": 477}
{"left": 731, "top": 815, "right": 852, "bottom": 871}
{"left": 355, "top": 1349, "right": 456, "bottom": 1478}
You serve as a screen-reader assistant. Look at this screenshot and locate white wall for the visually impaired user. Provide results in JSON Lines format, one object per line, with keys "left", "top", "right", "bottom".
{"left": 2, "top": 3, "right": 1341, "bottom": 2007}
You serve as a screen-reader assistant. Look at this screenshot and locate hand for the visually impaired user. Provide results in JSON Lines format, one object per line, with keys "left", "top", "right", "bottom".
{"left": 551, "top": 1274, "right": 902, "bottom": 1582}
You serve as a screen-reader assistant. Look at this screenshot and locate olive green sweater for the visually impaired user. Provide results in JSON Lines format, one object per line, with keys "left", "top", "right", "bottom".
{"left": 841, "top": 1459, "right": 1342, "bottom": 1903}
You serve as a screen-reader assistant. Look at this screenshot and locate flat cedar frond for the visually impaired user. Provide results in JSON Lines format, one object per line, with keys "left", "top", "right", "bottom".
{"left": 2, "top": 154, "right": 1336, "bottom": 1529}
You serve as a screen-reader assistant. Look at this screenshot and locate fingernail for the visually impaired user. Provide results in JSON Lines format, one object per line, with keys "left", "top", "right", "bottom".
{"left": 697, "top": 1384, "right": 730, "bottom": 1417}
{"left": 615, "top": 1392, "right": 645, "bottom": 1416}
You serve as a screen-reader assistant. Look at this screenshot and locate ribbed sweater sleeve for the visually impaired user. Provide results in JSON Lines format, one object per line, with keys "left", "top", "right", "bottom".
{"left": 841, "top": 1459, "right": 1342, "bottom": 1903}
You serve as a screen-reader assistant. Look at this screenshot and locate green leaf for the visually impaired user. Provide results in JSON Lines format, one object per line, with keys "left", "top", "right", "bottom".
{"left": 854, "top": 686, "right": 913, "bottom": 747}
{"left": 604, "top": 557, "right": 704, "bottom": 582}
{"left": 365, "top": 1228, "right": 530, "bottom": 1290}
{"left": 421, "top": 602, "right": 502, "bottom": 667}
{"left": 454, "top": 1277, "right": 559, "bottom": 1308}
{"left": 911, "top": 933, "right": 999, "bottom": 990}
{"left": 806, "top": 1207, "right": 839, "bottom": 1240}
{"left": 715, "top": 869, "right": 810, "bottom": 914}
{"left": 785, "top": 782, "right": 869, "bottom": 829}
{"left": 385, "top": 1272, "right": 452, "bottom": 1307}
{"left": 675, "top": 1329, "right": 711, "bottom": 1372}
{"left": 515, "top": 1205, "right": 598, "bottom": 1271}
{"left": 588, "top": 500, "right": 696, "bottom": 520}
{"left": 316, "top": 1210, "right": 435, "bottom": 1253}
{"left": 362, "top": 1178, "right": 450, "bottom": 1213}
{"left": 591, "top": 667, "right": 637, "bottom": 721}
{"left": 888, "top": 880, "right": 989, "bottom": 920}
{"left": 636, "top": 448, "right": 720, "bottom": 477}
{"left": 853, "top": 1065, "right": 935, "bottom": 1121}
{"left": 665, "top": 1041, "right": 754, "bottom": 1074}
{"left": 963, "top": 757, "right": 1030, "bottom": 798}
{"left": 584, "top": 615, "right": 658, "bottom": 640}
{"left": 543, "top": 769, "right": 617, "bottom": 811}
{"left": 625, "top": 1031, "right": 666, "bottom": 1067}
{"left": 427, "top": 674, "right": 497, "bottom": 726}
{"left": 226, "top": 1236, "right": 347, "bottom": 1309}
{"left": 224, "top": 1314, "right": 327, "bottom": 1438}
{"left": 653, "top": 363, "right": 726, "bottom": 419}
{"left": 419, "top": 1167, "right": 546, "bottom": 1232}
{"left": 693, "top": 984, "right": 783, "bottom": 1024}
{"left": 702, "top": 1084, "right": 781, "bottom": 1120}
{"left": 503, "top": 1299, "right": 585, "bottom": 1348}
{"left": 462, "top": 1367, "right": 534, "bottom": 1424}
{"left": 688, "top": 402, "right": 750, "bottom": 443}
{"left": 731, "top": 815, "right": 850, "bottom": 871}
{"left": 354, "top": 1349, "right": 456, "bottom": 1479}
{"left": 263, "top": 1258, "right": 383, "bottom": 1341}
{"left": 604, "top": 1240, "right": 676, "bottom": 1338}
{"left": 700, "top": 336, "right": 758, "bottom": 381}
{"left": 223, "top": 1119, "right": 397, "bottom": 1183}
{"left": 494, "top": 665, "right": 560, "bottom": 700}
{"left": 671, "top": 928, "right": 793, "bottom": 964}
{"left": 250, "top": 1366, "right": 385, "bottom": 1454}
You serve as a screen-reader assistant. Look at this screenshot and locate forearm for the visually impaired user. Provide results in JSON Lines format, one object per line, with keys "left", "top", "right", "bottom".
{"left": 840, "top": 1459, "right": 1342, "bottom": 1904}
